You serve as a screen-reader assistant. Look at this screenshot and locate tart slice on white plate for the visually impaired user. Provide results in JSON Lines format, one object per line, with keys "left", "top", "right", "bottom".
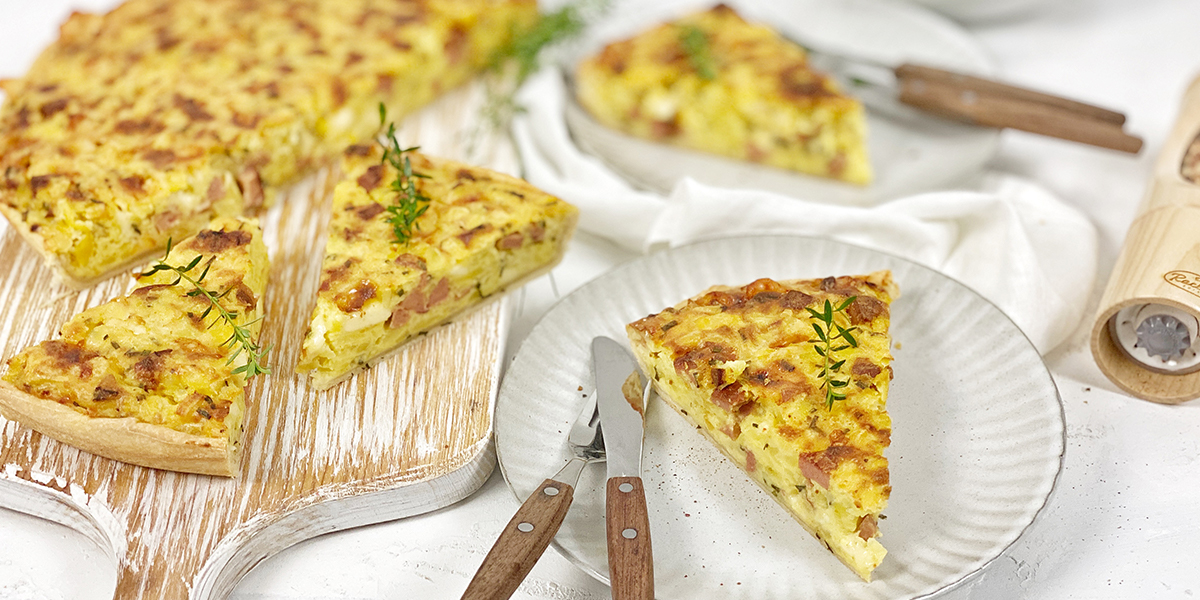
{"left": 626, "top": 272, "right": 897, "bottom": 580}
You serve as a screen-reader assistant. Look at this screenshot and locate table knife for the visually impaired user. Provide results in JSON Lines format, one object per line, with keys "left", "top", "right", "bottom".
{"left": 806, "top": 46, "right": 1143, "bottom": 153}
{"left": 592, "top": 336, "right": 653, "bottom": 600}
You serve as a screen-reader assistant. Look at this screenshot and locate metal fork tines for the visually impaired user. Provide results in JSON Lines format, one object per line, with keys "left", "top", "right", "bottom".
{"left": 556, "top": 393, "right": 607, "bottom": 486}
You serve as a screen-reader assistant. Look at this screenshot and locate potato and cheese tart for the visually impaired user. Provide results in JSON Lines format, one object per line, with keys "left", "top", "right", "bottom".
{"left": 0, "top": 217, "right": 270, "bottom": 477}
{"left": 575, "top": 4, "right": 872, "bottom": 185}
{"left": 626, "top": 272, "right": 896, "bottom": 580}
{"left": 297, "top": 145, "right": 578, "bottom": 389}
{"left": 0, "top": 0, "right": 538, "bottom": 289}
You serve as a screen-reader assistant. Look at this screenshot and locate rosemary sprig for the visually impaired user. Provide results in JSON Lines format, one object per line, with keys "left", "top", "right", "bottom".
{"left": 139, "top": 239, "right": 271, "bottom": 379}
{"left": 468, "top": 0, "right": 608, "bottom": 155}
{"left": 807, "top": 296, "right": 859, "bottom": 409}
{"left": 679, "top": 24, "right": 717, "bottom": 80}
{"left": 377, "top": 104, "right": 431, "bottom": 245}
{"left": 487, "top": 0, "right": 596, "bottom": 85}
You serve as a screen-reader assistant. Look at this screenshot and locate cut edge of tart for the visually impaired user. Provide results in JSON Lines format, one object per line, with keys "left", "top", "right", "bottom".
{"left": 626, "top": 272, "right": 897, "bottom": 580}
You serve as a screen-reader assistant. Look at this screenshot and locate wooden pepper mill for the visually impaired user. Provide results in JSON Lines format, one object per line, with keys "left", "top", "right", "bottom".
{"left": 1091, "top": 74, "right": 1200, "bottom": 404}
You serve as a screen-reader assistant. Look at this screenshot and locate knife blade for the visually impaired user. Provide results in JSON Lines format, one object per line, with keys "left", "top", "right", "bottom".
{"left": 592, "top": 335, "right": 653, "bottom": 600}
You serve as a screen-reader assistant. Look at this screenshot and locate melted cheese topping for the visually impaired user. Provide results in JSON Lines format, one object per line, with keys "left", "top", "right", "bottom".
{"left": 575, "top": 4, "right": 871, "bottom": 185}
{"left": 627, "top": 272, "right": 896, "bottom": 580}
{"left": 297, "top": 146, "right": 578, "bottom": 389}
{"left": 0, "top": 0, "right": 538, "bottom": 285}
{"left": 3, "top": 217, "right": 269, "bottom": 444}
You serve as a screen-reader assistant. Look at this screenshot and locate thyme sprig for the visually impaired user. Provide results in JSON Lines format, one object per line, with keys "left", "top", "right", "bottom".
{"left": 139, "top": 239, "right": 271, "bottom": 379}
{"left": 808, "top": 296, "right": 859, "bottom": 409}
{"left": 679, "top": 24, "right": 717, "bottom": 80}
{"left": 377, "top": 104, "right": 431, "bottom": 245}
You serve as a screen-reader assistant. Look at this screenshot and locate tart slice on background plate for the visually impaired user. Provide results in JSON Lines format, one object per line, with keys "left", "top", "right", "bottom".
{"left": 575, "top": 4, "right": 872, "bottom": 185}
{"left": 626, "top": 271, "right": 897, "bottom": 580}
{"left": 296, "top": 144, "right": 578, "bottom": 390}
{"left": 0, "top": 216, "right": 270, "bottom": 477}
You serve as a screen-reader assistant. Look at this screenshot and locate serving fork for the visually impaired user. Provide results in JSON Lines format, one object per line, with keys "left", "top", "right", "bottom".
{"left": 461, "top": 393, "right": 606, "bottom": 600}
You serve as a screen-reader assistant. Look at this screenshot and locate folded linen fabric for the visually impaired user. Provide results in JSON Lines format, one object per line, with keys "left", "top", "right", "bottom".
{"left": 511, "top": 68, "right": 1096, "bottom": 354}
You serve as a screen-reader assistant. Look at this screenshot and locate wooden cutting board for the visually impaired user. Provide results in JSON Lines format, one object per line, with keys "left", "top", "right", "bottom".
{"left": 0, "top": 83, "right": 515, "bottom": 599}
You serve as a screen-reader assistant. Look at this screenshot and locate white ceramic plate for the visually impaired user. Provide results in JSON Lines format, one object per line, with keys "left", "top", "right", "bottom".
{"left": 561, "top": 0, "right": 1001, "bottom": 206}
{"left": 495, "top": 235, "right": 1064, "bottom": 600}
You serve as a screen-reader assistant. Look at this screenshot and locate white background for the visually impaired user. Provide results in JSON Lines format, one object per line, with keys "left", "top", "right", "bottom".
{"left": 1, "top": 0, "right": 1200, "bottom": 598}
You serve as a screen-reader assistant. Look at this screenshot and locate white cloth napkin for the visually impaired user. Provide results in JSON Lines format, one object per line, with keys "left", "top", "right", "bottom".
{"left": 511, "top": 68, "right": 1097, "bottom": 354}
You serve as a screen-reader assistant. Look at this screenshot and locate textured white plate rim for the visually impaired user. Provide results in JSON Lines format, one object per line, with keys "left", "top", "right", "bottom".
{"left": 495, "top": 234, "right": 1066, "bottom": 598}
{"left": 556, "top": 0, "right": 1002, "bottom": 206}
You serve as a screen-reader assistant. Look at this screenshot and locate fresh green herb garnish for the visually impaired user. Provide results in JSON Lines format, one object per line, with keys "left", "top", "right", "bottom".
{"left": 377, "top": 104, "right": 431, "bottom": 245}
{"left": 469, "top": 0, "right": 608, "bottom": 154}
{"left": 488, "top": 1, "right": 597, "bottom": 85}
{"left": 807, "top": 296, "right": 859, "bottom": 409}
{"left": 140, "top": 239, "right": 271, "bottom": 379}
{"left": 679, "top": 24, "right": 717, "bottom": 80}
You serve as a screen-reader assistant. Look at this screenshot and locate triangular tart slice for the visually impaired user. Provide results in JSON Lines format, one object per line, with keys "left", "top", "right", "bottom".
{"left": 0, "top": 217, "right": 270, "bottom": 476}
{"left": 625, "top": 272, "right": 897, "bottom": 580}
{"left": 297, "top": 145, "right": 578, "bottom": 389}
{"left": 575, "top": 4, "right": 872, "bottom": 185}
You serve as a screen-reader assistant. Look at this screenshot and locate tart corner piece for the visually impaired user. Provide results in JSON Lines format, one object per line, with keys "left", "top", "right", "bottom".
{"left": 626, "top": 271, "right": 897, "bottom": 580}
{"left": 575, "top": 4, "right": 872, "bottom": 185}
{"left": 297, "top": 146, "right": 579, "bottom": 389}
{"left": 0, "top": 216, "right": 271, "bottom": 477}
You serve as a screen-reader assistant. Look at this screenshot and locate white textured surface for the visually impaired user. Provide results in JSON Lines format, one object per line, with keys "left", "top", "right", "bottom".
{"left": 497, "top": 236, "right": 1064, "bottom": 599}
{"left": 2, "top": 0, "right": 1200, "bottom": 599}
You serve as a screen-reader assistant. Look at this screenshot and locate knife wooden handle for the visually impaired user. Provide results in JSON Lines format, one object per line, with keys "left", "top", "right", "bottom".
{"left": 461, "top": 478, "right": 575, "bottom": 600}
{"left": 896, "top": 63, "right": 1143, "bottom": 154}
{"left": 605, "top": 476, "right": 654, "bottom": 600}
{"left": 896, "top": 63, "right": 1127, "bottom": 125}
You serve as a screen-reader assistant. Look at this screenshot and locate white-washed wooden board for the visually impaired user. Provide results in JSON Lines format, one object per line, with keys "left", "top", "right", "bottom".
{"left": 0, "top": 83, "right": 517, "bottom": 599}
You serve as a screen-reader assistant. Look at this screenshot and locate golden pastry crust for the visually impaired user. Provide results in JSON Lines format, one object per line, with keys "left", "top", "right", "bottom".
{"left": 0, "top": 0, "right": 538, "bottom": 288}
{"left": 627, "top": 271, "right": 897, "bottom": 580}
{"left": 0, "top": 381, "right": 232, "bottom": 476}
{"left": 575, "top": 4, "right": 871, "bottom": 185}
{"left": 0, "top": 217, "right": 270, "bottom": 476}
{"left": 297, "top": 145, "right": 578, "bottom": 389}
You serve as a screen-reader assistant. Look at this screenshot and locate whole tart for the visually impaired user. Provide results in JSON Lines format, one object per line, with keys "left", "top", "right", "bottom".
{"left": 0, "top": 0, "right": 538, "bottom": 288}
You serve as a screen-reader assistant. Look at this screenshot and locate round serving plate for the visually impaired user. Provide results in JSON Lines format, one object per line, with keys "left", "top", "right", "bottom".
{"left": 495, "top": 235, "right": 1064, "bottom": 599}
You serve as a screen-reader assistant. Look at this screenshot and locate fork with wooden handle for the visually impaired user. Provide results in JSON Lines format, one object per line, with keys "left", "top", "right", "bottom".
{"left": 461, "top": 395, "right": 605, "bottom": 600}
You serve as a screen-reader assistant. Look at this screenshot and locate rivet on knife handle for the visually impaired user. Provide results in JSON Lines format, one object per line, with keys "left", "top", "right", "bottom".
{"left": 461, "top": 478, "right": 575, "bottom": 600}
{"left": 606, "top": 476, "right": 653, "bottom": 600}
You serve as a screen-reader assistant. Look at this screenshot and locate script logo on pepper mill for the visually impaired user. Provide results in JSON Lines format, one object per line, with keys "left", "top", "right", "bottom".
{"left": 1164, "top": 270, "right": 1200, "bottom": 298}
